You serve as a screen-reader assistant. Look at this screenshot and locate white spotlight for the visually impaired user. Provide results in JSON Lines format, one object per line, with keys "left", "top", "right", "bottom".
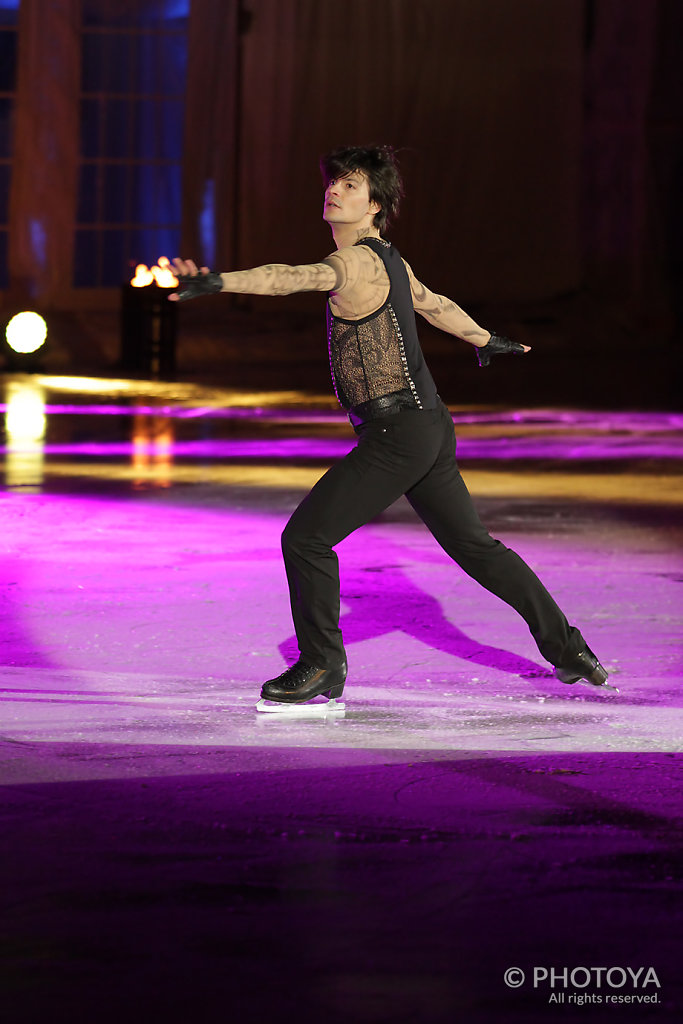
{"left": 6, "top": 312, "right": 48, "bottom": 355}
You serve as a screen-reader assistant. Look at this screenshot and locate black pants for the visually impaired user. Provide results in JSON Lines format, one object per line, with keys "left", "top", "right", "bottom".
{"left": 282, "top": 400, "right": 583, "bottom": 670}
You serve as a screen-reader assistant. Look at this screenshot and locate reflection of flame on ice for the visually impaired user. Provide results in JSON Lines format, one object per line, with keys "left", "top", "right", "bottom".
{"left": 130, "top": 256, "right": 178, "bottom": 288}
{"left": 132, "top": 413, "right": 174, "bottom": 489}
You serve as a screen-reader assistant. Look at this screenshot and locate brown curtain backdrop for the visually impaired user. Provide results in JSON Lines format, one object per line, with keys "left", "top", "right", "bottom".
{"left": 230, "top": 0, "right": 584, "bottom": 304}
{"left": 181, "top": 0, "right": 240, "bottom": 269}
{"left": 8, "top": 0, "right": 80, "bottom": 306}
{"left": 581, "top": 0, "right": 661, "bottom": 302}
{"left": 5, "top": 0, "right": 672, "bottom": 326}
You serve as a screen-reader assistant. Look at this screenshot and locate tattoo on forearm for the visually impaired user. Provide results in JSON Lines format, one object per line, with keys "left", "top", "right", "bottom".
{"left": 220, "top": 262, "right": 337, "bottom": 296}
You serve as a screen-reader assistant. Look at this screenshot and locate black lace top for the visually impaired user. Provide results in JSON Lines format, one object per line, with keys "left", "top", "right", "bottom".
{"left": 326, "top": 238, "right": 438, "bottom": 412}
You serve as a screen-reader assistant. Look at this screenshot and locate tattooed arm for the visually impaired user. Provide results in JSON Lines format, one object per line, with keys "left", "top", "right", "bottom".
{"left": 219, "top": 244, "right": 382, "bottom": 304}
{"left": 219, "top": 262, "right": 339, "bottom": 295}
{"left": 404, "top": 261, "right": 491, "bottom": 347}
{"left": 217, "top": 244, "right": 375, "bottom": 297}
{"left": 170, "top": 257, "right": 340, "bottom": 299}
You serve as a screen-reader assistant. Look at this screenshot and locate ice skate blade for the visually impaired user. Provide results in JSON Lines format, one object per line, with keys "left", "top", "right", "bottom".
{"left": 559, "top": 675, "right": 619, "bottom": 693}
{"left": 256, "top": 697, "right": 346, "bottom": 716}
{"left": 573, "top": 678, "right": 619, "bottom": 693}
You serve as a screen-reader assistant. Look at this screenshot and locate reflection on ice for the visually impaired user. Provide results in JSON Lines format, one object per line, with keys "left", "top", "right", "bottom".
{"left": 1, "top": 374, "right": 682, "bottom": 496}
{"left": 132, "top": 410, "right": 174, "bottom": 489}
{"left": 3, "top": 378, "right": 46, "bottom": 489}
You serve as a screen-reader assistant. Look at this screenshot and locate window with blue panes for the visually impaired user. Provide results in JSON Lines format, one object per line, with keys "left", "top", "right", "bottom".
{"left": 75, "top": 0, "right": 189, "bottom": 287}
{"left": 0, "top": 0, "right": 20, "bottom": 289}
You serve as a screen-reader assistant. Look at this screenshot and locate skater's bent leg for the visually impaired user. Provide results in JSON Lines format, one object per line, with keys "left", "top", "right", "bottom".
{"left": 282, "top": 508, "right": 344, "bottom": 670}
{"left": 283, "top": 416, "right": 442, "bottom": 667}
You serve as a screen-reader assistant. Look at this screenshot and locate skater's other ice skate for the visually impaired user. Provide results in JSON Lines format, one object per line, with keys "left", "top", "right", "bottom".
{"left": 556, "top": 647, "right": 618, "bottom": 692}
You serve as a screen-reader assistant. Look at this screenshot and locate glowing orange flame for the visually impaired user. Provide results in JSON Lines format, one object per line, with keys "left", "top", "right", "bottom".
{"left": 130, "top": 257, "right": 179, "bottom": 288}
{"left": 151, "top": 257, "right": 179, "bottom": 288}
{"left": 131, "top": 264, "right": 154, "bottom": 287}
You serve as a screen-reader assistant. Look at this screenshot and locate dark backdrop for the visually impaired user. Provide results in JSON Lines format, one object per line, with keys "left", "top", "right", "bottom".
{"left": 4, "top": 0, "right": 683, "bottom": 404}
{"left": 181, "top": 0, "right": 683, "bottom": 406}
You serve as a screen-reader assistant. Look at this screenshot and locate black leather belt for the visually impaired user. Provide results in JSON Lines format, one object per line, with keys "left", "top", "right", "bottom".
{"left": 348, "top": 389, "right": 419, "bottom": 427}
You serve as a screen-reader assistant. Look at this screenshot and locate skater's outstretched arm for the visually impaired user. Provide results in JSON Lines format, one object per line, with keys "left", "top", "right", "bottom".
{"left": 403, "top": 261, "right": 530, "bottom": 361}
{"left": 169, "top": 257, "right": 340, "bottom": 301}
{"left": 403, "top": 261, "right": 490, "bottom": 346}
{"left": 170, "top": 246, "right": 385, "bottom": 311}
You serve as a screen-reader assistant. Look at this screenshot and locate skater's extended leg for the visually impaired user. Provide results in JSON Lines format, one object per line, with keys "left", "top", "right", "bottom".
{"left": 406, "top": 404, "right": 599, "bottom": 672}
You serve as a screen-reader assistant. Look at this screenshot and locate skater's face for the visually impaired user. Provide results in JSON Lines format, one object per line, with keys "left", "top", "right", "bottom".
{"left": 323, "top": 171, "right": 381, "bottom": 228}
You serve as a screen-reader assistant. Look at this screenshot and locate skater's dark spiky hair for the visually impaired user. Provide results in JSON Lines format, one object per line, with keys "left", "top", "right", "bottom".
{"left": 320, "top": 145, "right": 403, "bottom": 233}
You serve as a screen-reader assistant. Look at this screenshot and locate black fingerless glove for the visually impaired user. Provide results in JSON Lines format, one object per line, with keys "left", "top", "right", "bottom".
{"left": 476, "top": 333, "right": 526, "bottom": 367}
{"left": 173, "top": 271, "right": 223, "bottom": 302}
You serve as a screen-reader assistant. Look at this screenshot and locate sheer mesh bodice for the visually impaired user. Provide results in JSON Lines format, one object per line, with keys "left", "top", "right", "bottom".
{"left": 326, "top": 238, "right": 437, "bottom": 413}
{"left": 327, "top": 305, "right": 413, "bottom": 409}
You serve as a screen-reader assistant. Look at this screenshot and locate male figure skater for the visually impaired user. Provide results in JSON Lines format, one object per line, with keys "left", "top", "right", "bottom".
{"left": 171, "top": 145, "right": 611, "bottom": 708}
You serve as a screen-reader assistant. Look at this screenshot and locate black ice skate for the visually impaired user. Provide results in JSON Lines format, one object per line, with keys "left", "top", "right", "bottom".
{"left": 555, "top": 647, "right": 618, "bottom": 692}
{"left": 256, "top": 659, "right": 347, "bottom": 715}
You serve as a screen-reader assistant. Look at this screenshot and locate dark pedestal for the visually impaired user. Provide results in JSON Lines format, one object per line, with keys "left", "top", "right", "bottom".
{"left": 120, "top": 285, "right": 177, "bottom": 379}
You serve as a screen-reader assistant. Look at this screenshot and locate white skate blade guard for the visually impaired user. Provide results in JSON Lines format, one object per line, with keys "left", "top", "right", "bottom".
{"left": 256, "top": 697, "right": 346, "bottom": 716}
